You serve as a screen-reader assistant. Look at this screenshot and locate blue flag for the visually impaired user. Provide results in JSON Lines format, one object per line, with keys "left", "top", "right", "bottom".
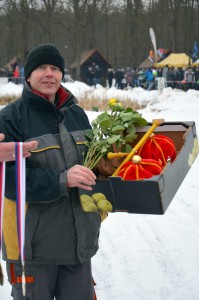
{"left": 192, "top": 41, "right": 199, "bottom": 62}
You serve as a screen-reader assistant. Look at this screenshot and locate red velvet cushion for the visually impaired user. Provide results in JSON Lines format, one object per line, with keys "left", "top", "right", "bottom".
{"left": 138, "top": 134, "right": 177, "bottom": 166}
{"left": 118, "top": 156, "right": 163, "bottom": 180}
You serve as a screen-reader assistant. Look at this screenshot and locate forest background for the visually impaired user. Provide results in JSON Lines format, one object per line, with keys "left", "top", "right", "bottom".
{"left": 0, "top": 0, "right": 199, "bottom": 80}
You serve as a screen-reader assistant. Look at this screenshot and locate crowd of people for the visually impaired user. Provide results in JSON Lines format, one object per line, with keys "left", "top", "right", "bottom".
{"left": 3, "top": 60, "right": 199, "bottom": 92}
{"left": 86, "top": 62, "right": 102, "bottom": 87}
{"left": 106, "top": 66, "right": 199, "bottom": 91}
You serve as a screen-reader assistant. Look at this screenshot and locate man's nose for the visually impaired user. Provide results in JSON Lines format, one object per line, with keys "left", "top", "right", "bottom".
{"left": 45, "top": 67, "right": 54, "bottom": 76}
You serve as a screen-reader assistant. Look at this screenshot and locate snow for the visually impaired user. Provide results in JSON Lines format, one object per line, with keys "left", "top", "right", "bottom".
{"left": 1, "top": 82, "right": 199, "bottom": 300}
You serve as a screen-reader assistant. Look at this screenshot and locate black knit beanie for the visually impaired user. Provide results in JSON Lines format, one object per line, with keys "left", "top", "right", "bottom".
{"left": 24, "top": 43, "right": 65, "bottom": 79}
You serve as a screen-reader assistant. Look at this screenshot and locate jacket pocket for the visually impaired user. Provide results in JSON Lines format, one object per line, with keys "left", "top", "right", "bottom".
{"left": 26, "top": 134, "right": 65, "bottom": 171}
{"left": 70, "top": 130, "right": 88, "bottom": 163}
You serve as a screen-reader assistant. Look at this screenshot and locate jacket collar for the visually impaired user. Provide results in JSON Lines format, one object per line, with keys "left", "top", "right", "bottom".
{"left": 23, "top": 82, "right": 76, "bottom": 111}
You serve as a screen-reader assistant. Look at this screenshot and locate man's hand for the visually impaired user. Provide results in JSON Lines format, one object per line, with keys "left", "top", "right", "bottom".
{"left": 0, "top": 133, "right": 38, "bottom": 162}
{"left": 67, "top": 165, "right": 96, "bottom": 191}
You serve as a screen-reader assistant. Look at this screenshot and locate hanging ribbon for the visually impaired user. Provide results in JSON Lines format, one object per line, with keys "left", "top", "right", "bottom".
{"left": 0, "top": 161, "right": 6, "bottom": 286}
{"left": 15, "top": 142, "right": 26, "bottom": 296}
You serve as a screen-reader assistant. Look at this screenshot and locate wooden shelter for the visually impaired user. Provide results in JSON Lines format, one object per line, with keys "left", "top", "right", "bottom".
{"left": 69, "top": 49, "right": 113, "bottom": 82}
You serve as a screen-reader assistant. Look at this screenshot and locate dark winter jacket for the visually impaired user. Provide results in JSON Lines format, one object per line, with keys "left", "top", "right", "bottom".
{"left": 0, "top": 82, "right": 101, "bottom": 265}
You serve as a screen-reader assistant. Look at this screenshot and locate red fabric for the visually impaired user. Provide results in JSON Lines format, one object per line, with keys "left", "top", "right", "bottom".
{"left": 138, "top": 134, "right": 176, "bottom": 166}
{"left": 56, "top": 87, "right": 70, "bottom": 108}
{"left": 10, "top": 263, "right": 34, "bottom": 285}
{"left": 118, "top": 158, "right": 162, "bottom": 180}
{"left": 32, "top": 86, "right": 70, "bottom": 107}
{"left": 10, "top": 263, "right": 17, "bottom": 284}
{"left": 13, "top": 68, "right": 19, "bottom": 78}
{"left": 17, "top": 276, "right": 34, "bottom": 284}
{"left": 93, "top": 278, "right": 97, "bottom": 300}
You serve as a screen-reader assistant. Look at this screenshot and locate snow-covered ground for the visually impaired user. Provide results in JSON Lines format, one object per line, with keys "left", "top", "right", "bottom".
{"left": 1, "top": 82, "right": 199, "bottom": 299}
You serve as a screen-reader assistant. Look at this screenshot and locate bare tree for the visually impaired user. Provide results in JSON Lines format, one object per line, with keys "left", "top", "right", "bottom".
{"left": 124, "top": 0, "right": 145, "bottom": 66}
{"left": 0, "top": 0, "right": 34, "bottom": 64}
{"left": 168, "top": 0, "right": 184, "bottom": 52}
{"left": 1, "top": 0, "right": 199, "bottom": 72}
{"left": 40, "top": 0, "right": 60, "bottom": 41}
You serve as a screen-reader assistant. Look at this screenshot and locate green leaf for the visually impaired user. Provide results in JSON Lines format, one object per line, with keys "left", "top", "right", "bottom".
{"left": 125, "top": 107, "right": 133, "bottom": 112}
{"left": 106, "top": 135, "right": 121, "bottom": 144}
{"left": 135, "top": 117, "right": 148, "bottom": 126}
{"left": 126, "top": 123, "right": 136, "bottom": 134}
{"left": 85, "top": 129, "right": 93, "bottom": 140}
{"left": 119, "top": 111, "right": 135, "bottom": 122}
{"left": 122, "top": 144, "right": 132, "bottom": 152}
{"left": 112, "top": 125, "right": 125, "bottom": 133}
{"left": 100, "top": 119, "right": 112, "bottom": 132}
{"left": 124, "top": 133, "right": 137, "bottom": 143}
{"left": 101, "top": 145, "right": 109, "bottom": 153}
{"left": 92, "top": 126, "right": 100, "bottom": 134}
{"left": 115, "top": 105, "right": 124, "bottom": 111}
{"left": 96, "top": 111, "right": 109, "bottom": 123}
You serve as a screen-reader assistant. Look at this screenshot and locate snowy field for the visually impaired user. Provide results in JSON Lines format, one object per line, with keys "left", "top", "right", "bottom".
{"left": 0, "top": 81, "right": 199, "bottom": 300}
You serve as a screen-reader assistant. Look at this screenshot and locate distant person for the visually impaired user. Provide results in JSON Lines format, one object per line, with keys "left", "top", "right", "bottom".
{"left": 93, "top": 64, "right": 101, "bottom": 87}
{"left": 156, "top": 68, "right": 162, "bottom": 77}
{"left": 162, "top": 65, "right": 168, "bottom": 87}
{"left": 133, "top": 68, "right": 139, "bottom": 87}
{"left": 115, "top": 67, "right": 124, "bottom": 89}
{"left": 185, "top": 68, "right": 195, "bottom": 90}
{"left": 20, "top": 66, "right": 25, "bottom": 84}
{"left": 13, "top": 65, "right": 20, "bottom": 84}
{"left": 7, "top": 66, "right": 13, "bottom": 82}
{"left": 137, "top": 68, "right": 146, "bottom": 88}
{"left": 173, "top": 67, "right": 180, "bottom": 88}
{"left": 194, "top": 67, "right": 199, "bottom": 90}
{"left": 166, "top": 67, "right": 175, "bottom": 88}
{"left": 107, "top": 68, "right": 114, "bottom": 88}
{"left": 87, "top": 66, "right": 95, "bottom": 86}
{"left": 125, "top": 67, "right": 133, "bottom": 87}
{"left": 145, "top": 68, "right": 154, "bottom": 89}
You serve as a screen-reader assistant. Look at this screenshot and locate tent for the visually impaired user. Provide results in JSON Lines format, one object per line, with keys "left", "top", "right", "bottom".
{"left": 139, "top": 48, "right": 171, "bottom": 69}
{"left": 154, "top": 53, "right": 190, "bottom": 68}
{"left": 191, "top": 59, "right": 199, "bottom": 67}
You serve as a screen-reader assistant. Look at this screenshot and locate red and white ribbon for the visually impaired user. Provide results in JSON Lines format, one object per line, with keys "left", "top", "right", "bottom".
{"left": 0, "top": 161, "right": 6, "bottom": 284}
{"left": 15, "top": 142, "right": 26, "bottom": 296}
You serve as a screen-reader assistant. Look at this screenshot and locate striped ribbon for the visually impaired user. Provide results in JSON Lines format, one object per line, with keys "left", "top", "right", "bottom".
{"left": 15, "top": 142, "right": 26, "bottom": 296}
{"left": 0, "top": 161, "right": 6, "bottom": 285}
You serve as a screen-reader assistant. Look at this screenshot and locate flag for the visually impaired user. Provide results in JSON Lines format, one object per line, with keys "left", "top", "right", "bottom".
{"left": 192, "top": 41, "right": 198, "bottom": 62}
{"left": 149, "top": 28, "right": 157, "bottom": 61}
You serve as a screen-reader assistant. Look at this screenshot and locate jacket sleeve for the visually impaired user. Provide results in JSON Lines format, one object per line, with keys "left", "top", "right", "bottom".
{"left": 0, "top": 108, "right": 69, "bottom": 203}
{"left": 5, "top": 162, "right": 69, "bottom": 203}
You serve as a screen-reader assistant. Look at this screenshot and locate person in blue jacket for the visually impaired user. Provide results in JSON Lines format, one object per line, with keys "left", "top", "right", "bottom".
{"left": 145, "top": 68, "right": 154, "bottom": 89}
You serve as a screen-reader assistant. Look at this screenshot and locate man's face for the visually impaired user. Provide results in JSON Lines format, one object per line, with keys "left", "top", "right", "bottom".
{"left": 27, "top": 64, "right": 63, "bottom": 102}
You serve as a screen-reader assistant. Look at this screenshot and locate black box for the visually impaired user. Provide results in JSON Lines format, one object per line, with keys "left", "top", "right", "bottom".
{"left": 79, "top": 121, "right": 198, "bottom": 215}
